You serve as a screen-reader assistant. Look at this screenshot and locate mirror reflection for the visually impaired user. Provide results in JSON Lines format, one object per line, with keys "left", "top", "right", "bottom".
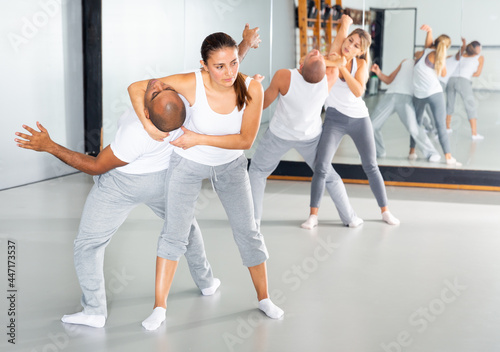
{"left": 334, "top": 0, "right": 499, "bottom": 171}
{"left": 249, "top": 0, "right": 499, "bottom": 174}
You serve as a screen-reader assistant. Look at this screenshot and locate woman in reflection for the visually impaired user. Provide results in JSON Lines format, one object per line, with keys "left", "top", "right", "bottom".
{"left": 304, "top": 20, "right": 400, "bottom": 229}
{"left": 410, "top": 25, "right": 461, "bottom": 165}
{"left": 445, "top": 39, "right": 485, "bottom": 139}
{"left": 427, "top": 38, "right": 466, "bottom": 135}
{"left": 370, "top": 59, "right": 441, "bottom": 162}
{"left": 128, "top": 32, "right": 283, "bottom": 330}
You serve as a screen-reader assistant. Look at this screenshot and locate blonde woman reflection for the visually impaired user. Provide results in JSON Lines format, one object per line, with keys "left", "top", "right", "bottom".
{"left": 303, "top": 18, "right": 400, "bottom": 230}
{"left": 410, "top": 24, "right": 461, "bottom": 166}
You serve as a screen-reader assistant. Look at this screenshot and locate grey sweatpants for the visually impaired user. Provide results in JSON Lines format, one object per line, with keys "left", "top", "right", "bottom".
{"left": 371, "top": 93, "right": 438, "bottom": 158}
{"left": 158, "top": 153, "right": 269, "bottom": 268}
{"left": 75, "top": 168, "right": 213, "bottom": 317}
{"left": 311, "top": 107, "right": 388, "bottom": 208}
{"left": 411, "top": 92, "right": 451, "bottom": 154}
{"left": 446, "top": 77, "right": 477, "bottom": 119}
{"left": 248, "top": 127, "right": 356, "bottom": 225}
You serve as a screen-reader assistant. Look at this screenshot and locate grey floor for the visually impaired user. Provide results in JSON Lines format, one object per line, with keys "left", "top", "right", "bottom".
{"left": 1, "top": 173, "right": 500, "bottom": 352}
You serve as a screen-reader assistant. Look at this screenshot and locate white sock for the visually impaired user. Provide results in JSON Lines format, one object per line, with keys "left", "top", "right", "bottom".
{"left": 446, "top": 157, "right": 462, "bottom": 167}
{"left": 142, "top": 307, "right": 166, "bottom": 331}
{"left": 408, "top": 153, "right": 418, "bottom": 160}
{"left": 61, "top": 312, "right": 105, "bottom": 328}
{"left": 348, "top": 216, "right": 364, "bottom": 228}
{"left": 201, "top": 278, "right": 221, "bottom": 296}
{"left": 301, "top": 215, "right": 318, "bottom": 229}
{"left": 258, "top": 298, "right": 284, "bottom": 319}
{"left": 428, "top": 154, "right": 441, "bottom": 163}
{"left": 382, "top": 211, "right": 400, "bottom": 225}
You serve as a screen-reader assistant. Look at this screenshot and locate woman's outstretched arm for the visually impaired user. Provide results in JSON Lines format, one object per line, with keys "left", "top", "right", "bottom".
{"left": 328, "top": 14, "right": 353, "bottom": 57}
{"left": 421, "top": 24, "right": 433, "bottom": 48}
{"left": 473, "top": 56, "right": 484, "bottom": 77}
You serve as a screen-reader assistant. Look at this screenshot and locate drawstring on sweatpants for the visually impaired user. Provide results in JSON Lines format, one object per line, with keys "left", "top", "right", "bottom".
{"left": 209, "top": 166, "right": 218, "bottom": 192}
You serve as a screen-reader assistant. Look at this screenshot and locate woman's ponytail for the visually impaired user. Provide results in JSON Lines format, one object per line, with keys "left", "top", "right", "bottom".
{"left": 234, "top": 72, "right": 251, "bottom": 111}
{"left": 433, "top": 35, "right": 451, "bottom": 76}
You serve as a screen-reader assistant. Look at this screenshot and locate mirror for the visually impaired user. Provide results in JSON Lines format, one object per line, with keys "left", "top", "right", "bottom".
{"left": 358, "top": 0, "right": 499, "bottom": 172}
{"left": 248, "top": 0, "right": 500, "bottom": 179}
{"left": 100, "top": 1, "right": 499, "bottom": 180}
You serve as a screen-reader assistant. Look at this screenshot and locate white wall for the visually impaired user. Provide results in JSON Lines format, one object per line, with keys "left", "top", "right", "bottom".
{"left": 102, "top": 0, "right": 275, "bottom": 146}
{"left": 102, "top": 0, "right": 186, "bottom": 147}
{"left": 461, "top": 0, "right": 500, "bottom": 90}
{"left": 0, "top": 0, "right": 84, "bottom": 190}
{"left": 271, "top": 0, "right": 297, "bottom": 74}
{"left": 461, "top": 0, "right": 500, "bottom": 46}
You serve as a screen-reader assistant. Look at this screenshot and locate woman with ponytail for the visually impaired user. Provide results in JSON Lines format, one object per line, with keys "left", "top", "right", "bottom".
{"left": 302, "top": 17, "right": 400, "bottom": 231}
{"left": 410, "top": 24, "right": 461, "bottom": 165}
{"left": 128, "top": 31, "right": 283, "bottom": 330}
{"left": 445, "top": 38, "right": 484, "bottom": 139}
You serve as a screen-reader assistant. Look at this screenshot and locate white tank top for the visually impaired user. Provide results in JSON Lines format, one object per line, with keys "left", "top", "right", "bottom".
{"left": 325, "top": 58, "right": 369, "bottom": 118}
{"left": 386, "top": 59, "right": 414, "bottom": 96}
{"left": 269, "top": 69, "right": 327, "bottom": 141}
{"left": 452, "top": 55, "right": 480, "bottom": 80}
{"left": 174, "top": 70, "right": 250, "bottom": 166}
{"left": 413, "top": 48, "right": 443, "bottom": 98}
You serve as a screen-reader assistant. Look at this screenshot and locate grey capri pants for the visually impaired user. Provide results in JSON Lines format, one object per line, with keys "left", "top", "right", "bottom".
{"left": 446, "top": 77, "right": 477, "bottom": 119}
{"left": 158, "top": 152, "right": 269, "bottom": 267}
{"left": 311, "top": 107, "right": 388, "bottom": 208}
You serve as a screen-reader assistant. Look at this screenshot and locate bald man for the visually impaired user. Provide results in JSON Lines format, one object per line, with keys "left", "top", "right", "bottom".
{"left": 15, "top": 81, "right": 218, "bottom": 328}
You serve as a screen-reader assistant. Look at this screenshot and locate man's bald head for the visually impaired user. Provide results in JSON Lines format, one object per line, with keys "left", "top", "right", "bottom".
{"left": 301, "top": 49, "right": 326, "bottom": 84}
{"left": 144, "top": 79, "right": 186, "bottom": 132}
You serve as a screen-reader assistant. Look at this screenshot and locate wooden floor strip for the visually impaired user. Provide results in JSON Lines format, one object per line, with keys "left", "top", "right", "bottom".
{"left": 267, "top": 175, "right": 500, "bottom": 192}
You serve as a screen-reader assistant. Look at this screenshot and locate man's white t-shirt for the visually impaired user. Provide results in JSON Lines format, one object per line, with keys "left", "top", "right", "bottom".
{"left": 110, "top": 95, "right": 189, "bottom": 174}
{"left": 269, "top": 69, "right": 327, "bottom": 141}
{"left": 386, "top": 59, "right": 414, "bottom": 96}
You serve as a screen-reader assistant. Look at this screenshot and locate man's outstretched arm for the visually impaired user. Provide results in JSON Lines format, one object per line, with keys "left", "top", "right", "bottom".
{"left": 15, "top": 122, "right": 127, "bottom": 175}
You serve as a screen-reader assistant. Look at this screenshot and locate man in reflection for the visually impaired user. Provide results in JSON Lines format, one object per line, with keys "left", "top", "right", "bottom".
{"left": 249, "top": 14, "right": 364, "bottom": 230}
